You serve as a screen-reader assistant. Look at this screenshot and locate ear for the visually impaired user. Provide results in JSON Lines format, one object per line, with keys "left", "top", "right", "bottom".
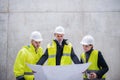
{"left": 91, "top": 44, "right": 93, "bottom": 47}
{"left": 54, "top": 33, "right": 56, "bottom": 36}
{"left": 31, "top": 40, "right": 34, "bottom": 44}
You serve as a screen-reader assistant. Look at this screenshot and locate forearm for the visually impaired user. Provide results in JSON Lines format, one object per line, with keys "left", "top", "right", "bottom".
{"left": 14, "top": 51, "right": 25, "bottom": 79}
{"left": 71, "top": 48, "right": 80, "bottom": 64}
{"left": 96, "top": 51, "right": 109, "bottom": 78}
{"left": 37, "top": 49, "right": 48, "bottom": 65}
{"left": 96, "top": 67, "right": 109, "bottom": 78}
{"left": 16, "top": 76, "right": 25, "bottom": 80}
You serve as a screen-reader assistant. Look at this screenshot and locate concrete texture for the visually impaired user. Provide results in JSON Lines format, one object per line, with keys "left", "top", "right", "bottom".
{"left": 0, "top": 13, "right": 8, "bottom": 80}
{"left": 0, "top": 0, "right": 8, "bottom": 12}
{"left": 0, "top": 0, "right": 120, "bottom": 80}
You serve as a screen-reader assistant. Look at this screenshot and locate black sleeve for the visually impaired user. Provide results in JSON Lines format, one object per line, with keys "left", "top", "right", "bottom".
{"left": 16, "top": 76, "right": 25, "bottom": 80}
{"left": 96, "top": 51, "right": 109, "bottom": 78}
{"left": 71, "top": 48, "right": 80, "bottom": 64}
{"left": 80, "top": 58, "right": 83, "bottom": 63}
{"left": 37, "top": 49, "right": 48, "bottom": 65}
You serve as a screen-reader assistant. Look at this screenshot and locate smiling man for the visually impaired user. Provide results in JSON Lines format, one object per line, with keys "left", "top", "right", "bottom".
{"left": 14, "top": 31, "right": 43, "bottom": 80}
{"left": 37, "top": 26, "right": 80, "bottom": 66}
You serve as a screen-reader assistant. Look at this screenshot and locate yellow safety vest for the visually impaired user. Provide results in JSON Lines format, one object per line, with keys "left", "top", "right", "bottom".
{"left": 47, "top": 40, "right": 72, "bottom": 66}
{"left": 14, "top": 44, "right": 43, "bottom": 80}
{"left": 80, "top": 50, "right": 106, "bottom": 79}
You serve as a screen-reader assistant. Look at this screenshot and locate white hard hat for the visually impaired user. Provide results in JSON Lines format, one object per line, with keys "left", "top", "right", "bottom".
{"left": 54, "top": 26, "right": 65, "bottom": 34}
{"left": 80, "top": 35, "right": 94, "bottom": 45}
{"left": 30, "top": 31, "right": 43, "bottom": 41}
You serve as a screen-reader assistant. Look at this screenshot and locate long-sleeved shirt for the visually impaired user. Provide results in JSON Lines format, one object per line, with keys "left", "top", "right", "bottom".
{"left": 37, "top": 39, "right": 80, "bottom": 65}
{"left": 80, "top": 49, "right": 109, "bottom": 78}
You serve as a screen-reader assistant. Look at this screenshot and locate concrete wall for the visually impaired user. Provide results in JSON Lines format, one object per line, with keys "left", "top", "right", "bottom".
{"left": 0, "top": 0, "right": 120, "bottom": 80}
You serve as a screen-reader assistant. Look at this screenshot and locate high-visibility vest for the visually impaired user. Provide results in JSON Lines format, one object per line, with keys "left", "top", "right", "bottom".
{"left": 47, "top": 40, "right": 72, "bottom": 66}
{"left": 80, "top": 50, "right": 106, "bottom": 79}
{"left": 14, "top": 44, "right": 43, "bottom": 80}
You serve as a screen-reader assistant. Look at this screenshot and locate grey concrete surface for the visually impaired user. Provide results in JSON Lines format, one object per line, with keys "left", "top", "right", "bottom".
{"left": 0, "top": 0, "right": 8, "bottom": 12}
{"left": 0, "top": 13, "right": 8, "bottom": 80}
{"left": 0, "top": 0, "right": 120, "bottom": 80}
{"left": 9, "top": 0, "right": 120, "bottom": 12}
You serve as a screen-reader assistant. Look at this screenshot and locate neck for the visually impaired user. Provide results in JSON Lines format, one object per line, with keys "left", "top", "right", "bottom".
{"left": 56, "top": 39, "right": 63, "bottom": 44}
{"left": 86, "top": 48, "right": 93, "bottom": 54}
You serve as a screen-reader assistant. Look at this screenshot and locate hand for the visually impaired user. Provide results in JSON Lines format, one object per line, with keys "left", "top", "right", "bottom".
{"left": 89, "top": 72, "right": 97, "bottom": 79}
{"left": 82, "top": 70, "right": 86, "bottom": 74}
{"left": 32, "top": 70, "right": 36, "bottom": 73}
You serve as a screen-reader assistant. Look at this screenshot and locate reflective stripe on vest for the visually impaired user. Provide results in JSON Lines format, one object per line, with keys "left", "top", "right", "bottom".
{"left": 47, "top": 40, "right": 72, "bottom": 66}
{"left": 24, "top": 72, "right": 33, "bottom": 75}
{"left": 80, "top": 50, "right": 106, "bottom": 79}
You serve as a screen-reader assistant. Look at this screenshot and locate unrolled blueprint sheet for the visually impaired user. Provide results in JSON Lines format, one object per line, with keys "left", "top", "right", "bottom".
{"left": 27, "top": 63, "right": 91, "bottom": 80}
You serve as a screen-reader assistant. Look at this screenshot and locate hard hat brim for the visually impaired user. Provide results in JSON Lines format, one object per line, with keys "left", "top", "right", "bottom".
{"left": 80, "top": 42, "right": 89, "bottom": 45}
{"left": 54, "top": 32, "right": 65, "bottom": 34}
{"left": 33, "top": 39, "right": 43, "bottom": 42}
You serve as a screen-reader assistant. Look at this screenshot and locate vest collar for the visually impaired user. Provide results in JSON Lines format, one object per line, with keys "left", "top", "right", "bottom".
{"left": 85, "top": 48, "right": 93, "bottom": 54}
{"left": 54, "top": 39, "right": 68, "bottom": 46}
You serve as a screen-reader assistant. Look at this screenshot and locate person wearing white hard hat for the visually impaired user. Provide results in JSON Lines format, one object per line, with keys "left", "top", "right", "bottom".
{"left": 37, "top": 26, "right": 80, "bottom": 65}
{"left": 80, "top": 35, "right": 109, "bottom": 80}
{"left": 14, "top": 31, "right": 43, "bottom": 80}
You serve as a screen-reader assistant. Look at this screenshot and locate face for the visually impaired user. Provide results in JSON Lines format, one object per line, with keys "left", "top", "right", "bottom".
{"left": 83, "top": 45, "right": 93, "bottom": 52}
{"left": 31, "top": 40, "right": 41, "bottom": 50}
{"left": 54, "top": 33, "right": 64, "bottom": 42}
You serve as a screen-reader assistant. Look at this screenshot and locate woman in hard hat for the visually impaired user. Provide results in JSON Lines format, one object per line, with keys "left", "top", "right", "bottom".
{"left": 80, "top": 35, "right": 109, "bottom": 80}
{"left": 14, "top": 31, "right": 43, "bottom": 80}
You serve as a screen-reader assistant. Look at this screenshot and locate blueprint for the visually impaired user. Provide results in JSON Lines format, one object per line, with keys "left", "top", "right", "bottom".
{"left": 27, "top": 63, "right": 91, "bottom": 80}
